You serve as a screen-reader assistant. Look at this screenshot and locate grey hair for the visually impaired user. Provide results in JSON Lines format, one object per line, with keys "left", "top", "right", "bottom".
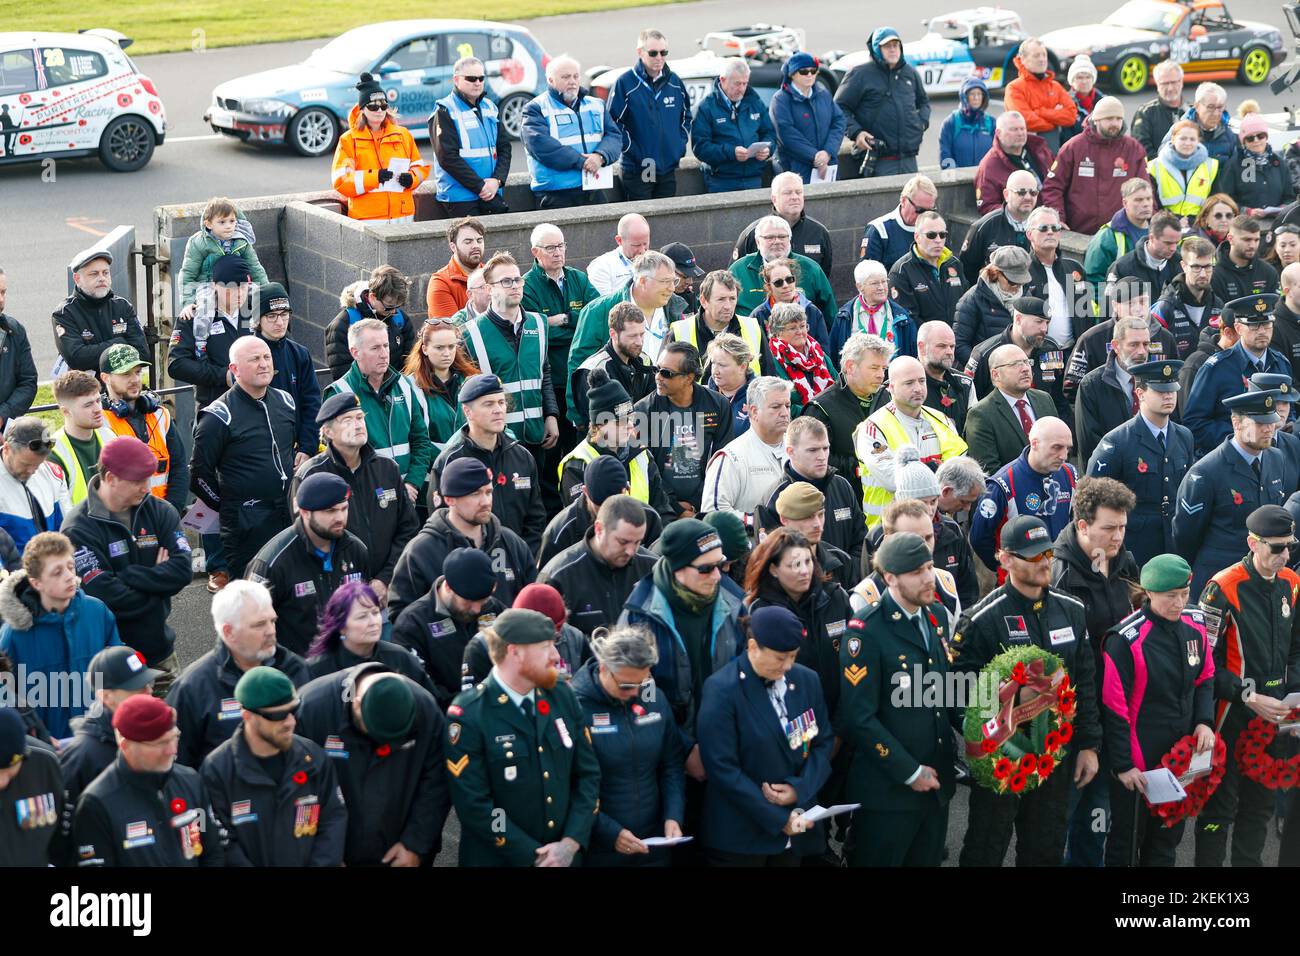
{"left": 465, "top": 267, "right": 487, "bottom": 290}
{"left": 767, "top": 301, "right": 807, "bottom": 335}
{"left": 453, "top": 56, "right": 484, "bottom": 76}
{"left": 637, "top": 28, "right": 667, "bottom": 48}
{"left": 347, "top": 317, "right": 388, "bottom": 350}
{"left": 770, "top": 171, "right": 803, "bottom": 196}
{"left": 747, "top": 374, "right": 792, "bottom": 409}
{"left": 631, "top": 250, "right": 674, "bottom": 282}
{"left": 854, "top": 259, "right": 887, "bottom": 285}
{"left": 840, "top": 332, "right": 893, "bottom": 366}
{"left": 720, "top": 57, "right": 750, "bottom": 80}
{"left": 546, "top": 54, "right": 581, "bottom": 80}
{"left": 1194, "top": 82, "right": 1226, "bottom": 106}
{"left": 591, "top": 623, "right": 659, "bottom": 671}
{"left": 530, "top": 222, "right": 563, "bottom": 247}
{"left": 756, "top": 214, "right": 792, "bottom": 237}
{"left": 936, "top": 455, "right": 986, "bottom": 496}
{"left": 1153, "top": 59, "right": 1183, "bottom": 80}
{"left": 1112, "top": 315, "right": 1150, "bottom": 341}
{"left": 706, "top": 330, "right": 754, "bottom": 368}
{"left": 1025, "top": 205, "right": 1060, "bottom": 228}
{"left": 996, "top": 110, "right": 1025, "bottom": 129}
{"left": 211, "top": 579, "right": 273, "bottom": 634}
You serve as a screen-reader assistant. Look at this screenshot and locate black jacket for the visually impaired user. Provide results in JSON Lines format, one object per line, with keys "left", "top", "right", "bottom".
{"left": 0, "top": 528, "right": 16, "bottom": 575}
{"left": 1024, "top": 253, "right": 1093, "bottom": 346}
{"left": 954, "top": 280, "right": 1015, "bottom": 366}
{"left": 537, "top": 495, "right": 661, "bottom": 570}
{"left": 1051, "top": 522, "right": 1140, "bottom": 677}
{"left": 1063, "top": 318, "right": 1178, "bottom": 404}
{"left": 804, "top": 378, "right": 889, "bottom": 504}
{"left": 245, "top": 519, "right": 370, "bottom": 657}
{"left": 390, "top": 581, "right": 506, "bottom": 708}
{"left": 749, "top": 578, "right": 854, "bottom": 717}
{"left": 166, "top": 639, "right": 311, "bottom": 769}
{"left": 755, "top": 461, "right": 866, "bottom": 571}
{"left": 1211, "top": 243, "right": 1280, "bottom": 303}
{"left": 59, "top": 705, "right": 117, "bottom": 809}
{"left": 263, "top": 332, "right": 323, "bottom": 452}
{"left": 951, "top": 582, "right": 1102, "bottom": 754}
{"left": 1107, "top": 246, "right": 1181, "bottom": 302}
{"left": 166, "top": 305, "right": 251, "bottom": 409}
{"left": 538, "top": 529, "right": 659, "bottom": 636}
{"left": 429, "top": 92, "right": 512, "bottom": 193}
{"left": 200, "top": 729, "right": 347, "bottom": 866}
{"left": 888, "top": 247, "right": 969, "bottom": 329}
{"left": 53, "top": 287, "right": 149, "bottom": 373}
{"left": 190, "top": 382, "right": 297, "bottom": 520}
{"left": 1179, "top": 323, "right": 1224, "bottom": 413}
{"left": 958, "top": 208, "right": 1031, "bottom": 285}
{"left": 1223, "top": 147, "right": 1296, "bottom": 211}
{"left": 569, "top": 341, "right": 656, "bottom": 429}
{"left": 295, "top": 663, "right": 450, "bottom": 865}
{"left": 833, "top": 48, "right": 930, "bottom": 158}
{"left": 324, "top": 299, "right": 417, "bottom": 385}
{"left": 1151, "top": 274, "right": 1224, "bottom": 360}
{"left": 733, "top": 210, "right": 833, "bottom": 276}
{"left": 631, "top": 386, "right": 734, "bottom": 512}
{"left": 106, "top": 390, "right": 191, "bottom": 512}
{"left": 60, "top": 477, "right": 193, "bottom": 664}
{"left": 306, "top": 638, "right": 434, "bottom": 697}
{"left": 1131, "top": 97, "right": 1183, "bottom": 159}
{"left": 925, "top": 368, "right": 974, "bottom": 436}
{"left": 1271, "top": 299, "right": 1300, "bottom": 372}
{"left": 0, "top": 313, "right": 37, "bottom": 424}
{"left": 73, "top": 754, "right": 227, "bottom": 867}
{"left": 291, "top": 442, "right": 419, "bottom": 585}
{"left": 387, "top": 509, "right": 535, "bottom": 619}
{"left": 1, "top": 736, "right": 64, "bottom": 866}
{"left": 1074, "top": 355, "right": 1138, "bottom": 465}
{"left": 428, "top": 425, "right": 546, "bottom": 553}
{"left": 965, "top": 327, "right": 1072, "bottom": 424}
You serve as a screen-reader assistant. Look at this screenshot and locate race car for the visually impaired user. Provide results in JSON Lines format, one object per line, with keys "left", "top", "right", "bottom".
{"left": 1040, "top": 0, "right": 1287, "bottom": 94}
{"left": 826, "top": 8, "right": 1030, "bottom": 94}
{"left": 0, "top": 29, "right": 166, "bottom": 172}
{"left": 204, "top": 20, "right": 549, "bottom": 157}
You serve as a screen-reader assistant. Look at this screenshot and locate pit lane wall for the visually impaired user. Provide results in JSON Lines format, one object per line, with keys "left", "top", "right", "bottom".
{"left": 153, "top": 159, "right": 1052, "bottom": 380}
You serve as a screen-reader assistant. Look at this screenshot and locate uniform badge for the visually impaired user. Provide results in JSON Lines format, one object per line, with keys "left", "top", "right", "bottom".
{"left": 448, "top": 723, "right": 461, "bottom": 745}
{"left": 446, "top": 755, "right": 470, "bottom": 777}
{"left": 891, "top": 611, "right": 901, "bottom": 621}
{"left": 1187, "top": 639, "right": 1201, "bottom": 667}
{"left": 844, "top": 664, "right": 868, "bottom": 686}
{"left": 555, "top": 717, "right": 574, "bottom": 749}
{"left": 875, "top": 742, "right": 890, "bottom": 757}
{"left": 848, "top": 637, "right": 861, "bottom": 658}
{"left": 897, "top": 672, "right": 911, "bottom": 689}
{"left": 1284, "top": 601, "right": 1292, "bottom": 619}
{"left": 504, "top": 766, "right": 517, "bottom": 781}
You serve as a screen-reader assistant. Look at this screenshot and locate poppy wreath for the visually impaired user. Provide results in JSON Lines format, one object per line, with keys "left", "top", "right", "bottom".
{"left": 1146, "top": 734, "right": 1227, "bottom": 827}
{"left": 1234, "top": 713, "right": 1300, "bottom": 790}
{"left": 962, "top": 645, "right": 1074, "bottom": 795}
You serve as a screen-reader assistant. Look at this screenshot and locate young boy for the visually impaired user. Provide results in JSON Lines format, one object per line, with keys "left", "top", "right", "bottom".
{"left": 178, "top": 197, "right": 268, "bottom": 318}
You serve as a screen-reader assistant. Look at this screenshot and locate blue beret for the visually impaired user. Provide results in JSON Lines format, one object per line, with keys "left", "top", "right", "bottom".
{"left": 296, "top": 472, "right": 350, "bottom": 510}
{"left": 441, "top": 457, "right": 492, "bottom": 497}
{"left": 749, "top": 605, "right": 805, "bottom": 652}
{"left": 458, "top": 373, "right": 505, "bottom": 405}
{"left": 442, "top": 547, "right": 497, "bottom": 601}
{"left": 317, "top": 391, "right": 362, "bottom": 424}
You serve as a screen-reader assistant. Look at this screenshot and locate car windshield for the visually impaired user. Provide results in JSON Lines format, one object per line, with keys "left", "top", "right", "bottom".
{"left": 1103, "top": 0, "right": 1183, "bottom": 33}
{"left": 303, "top": 29, "right": 394, "bottom": 74}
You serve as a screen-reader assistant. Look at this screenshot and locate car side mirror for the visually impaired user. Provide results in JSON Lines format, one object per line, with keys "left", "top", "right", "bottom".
{"left": 1190, "top": 24, "right": 1208, "bottom": 39}
{"left": 377, "top": 61, "right": 401, "bottom": 76}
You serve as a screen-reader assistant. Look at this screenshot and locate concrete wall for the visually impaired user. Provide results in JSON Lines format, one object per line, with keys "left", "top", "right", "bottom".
{"left": 66, "top": 225, "right": 137, "bottom": 302}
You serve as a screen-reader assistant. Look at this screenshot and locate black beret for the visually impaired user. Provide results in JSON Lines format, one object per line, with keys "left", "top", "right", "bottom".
{"left": 442, "top": 547, "right": 497, "bottom": 601}
{"left": 296, "top": 472, "right": 350, "bottom": 510}
{"left": 749, "top": 605, "right": 805, "bottom": 652}
{"left": 441, "top": 457, "right": 492, "bottom": 497}
{"left": 458, "top": 373, "right": 505, "bottom": 405}
{"left": 317, "top": 391, "right": 362, "bottom": 425}
{"left": 1010, "top": 296, "right": 1048, "bottom": 319}
{"left": 1247, "top": 504, "right": 1297, "bottom": 539}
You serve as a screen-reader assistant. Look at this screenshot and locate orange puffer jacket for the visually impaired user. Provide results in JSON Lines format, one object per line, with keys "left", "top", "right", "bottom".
{"left": 1002, "top": 56, "right": 1078, "bottom": 134}
{"left": 331, "top": 106, "right": 430, "bottom": 220}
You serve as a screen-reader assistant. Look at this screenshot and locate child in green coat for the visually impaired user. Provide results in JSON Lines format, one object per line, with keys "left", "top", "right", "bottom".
{"left": 178, "top": 197, "right": 268, "bottom": 317}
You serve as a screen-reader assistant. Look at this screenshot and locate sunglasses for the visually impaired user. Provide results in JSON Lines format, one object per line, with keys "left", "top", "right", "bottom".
{"left": 1033, "top": 224, "right": 1065, "bottom": 233}
{"left": 1250, "top": 534, "right": 1297, "bottom": 554}
{"left": 655, "top": 366, "right": 690, "bottom": 379}
{"left": 253, "top": 700, "right": 301, "bottom": 721}
{"left": 364, "top": 102, "right": 389, "bottom": 112}
{"left": 688, "top": 561, "right": 725, "bottom": 575}
{"left": 1245, "top": 132, "right": 1269, "bottom": 143}
{"left": 796, "top": 68, "right": 818, "bottom": 75}
{"left": 1010, "top": 549, "right": 1054, "bottom": 564}
{"left": 922, "top": 230, "right": 948, "bottom": 240}
{"left": 1010, "top": 188, "right": 1040, "bottom": 197}
{"left": 646, "top": 49, "right": 669, "bottom": 57}
{"left": 8, "top": 437, "right": 54, "bottom": 453}
{"left": 615, "top": 678, "right": 654, "bottom": 691}
{"left": 460, "top": 75, "right": 485, "bottom": 83}
{"left": 769, "top": 276, "right": 797, "bottom": 288}
{"left": 423, "top": 317, "right": 458, "bottom": 330}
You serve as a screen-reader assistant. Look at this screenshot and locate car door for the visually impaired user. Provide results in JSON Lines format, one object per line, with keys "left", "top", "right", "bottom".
{"left": 376, "top": 34, "right": 443, "bottom": 131}
{"left": 36, "top": 45, "right": 112, "bottom": 154}
{"left": 1183, "top": 2, "right": 1238, "bottom": 75}
{"left": 0, "top": 46, "right": 38, "bottom": 160}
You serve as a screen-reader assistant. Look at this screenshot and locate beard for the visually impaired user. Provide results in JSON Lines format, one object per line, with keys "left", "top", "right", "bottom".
{"left": 522, "top": 656, "right": 560, "bottom": 689}
{"left": 308, "top": 516, "right": 345, "bottom": 540}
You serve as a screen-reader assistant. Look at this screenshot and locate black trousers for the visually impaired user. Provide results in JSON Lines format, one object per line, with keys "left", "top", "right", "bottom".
{"left": 437, "top": 195, "right": 509, "bottom": 218}
{"left": 706, "top": 846, "right": 800, "bottom": 867}
{"left": 1105, "top": 779, "right": 1186, "bottom": 867}
{"left": 1279, "top": 790, "right": 1300, "bottom": 865}
{"left": 535, "top": 188, "right": 604, "bottom": 210}
{"left": 620, "top": 167, "right": 677, "bottom": 200}
{"left": 960, "top": 763, "right": 1070, "bottom": 866}
{"left": 1195, "top": 713, "right": 1274, "bottom": 866}
{"left": 850, "top": 803, "right": 948, "bottom": 867}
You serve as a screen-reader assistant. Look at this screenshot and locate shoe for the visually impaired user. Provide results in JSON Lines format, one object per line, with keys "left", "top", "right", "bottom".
{"left": 207, "top": 571, "right": 230, "bottom": 593}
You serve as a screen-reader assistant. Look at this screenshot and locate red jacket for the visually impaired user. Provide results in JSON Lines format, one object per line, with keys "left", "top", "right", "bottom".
{"left": 1003, "top": 56, "right": 1077, "bottom": 134}
{"left": 1040, "top": 123, "right": 1152, "bottom": 235}
{"left": 973, "top": 133, "right": 1054, "bottom": 214}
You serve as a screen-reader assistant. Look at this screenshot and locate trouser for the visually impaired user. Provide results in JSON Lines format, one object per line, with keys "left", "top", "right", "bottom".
{"left": 534, "top": 188, "right": 604, "bottom": 210}
{"left": 620, "top": 166, "right": 677, "bottom": 200}
{"left": 1065, "top": 747, "right": 1110, "bottom": 866}
{"left": 704, "top": 174, "right": 763, "bottom": 193}
{"left": 437, "top": 195, "right": 509, "bottom": 219}
{"left": 1105, "top": 779, "right": 1186, "bottom": 867}
{"left": 849, "top": 803, "right": 948, "bottom": 867}
{"left": 1279, "top": 788, "right": 1300, "bottom": 865}
{"left": 960, "top": 762, "right": 1070, "bottom": 866}
{"left": 201, "top": 532, "right": 228, "bottom": 574}
{"left": 221, "top": 500, "right": 290, "bottom": 579}
{"left": 866, "top": 156, "right": 918, "bottom": 178}
{"left": 706, "top": 846, "right": 800, "bottom": 867}
{"left": 1195, "top": 713, "right": 1274, "bottom": 867}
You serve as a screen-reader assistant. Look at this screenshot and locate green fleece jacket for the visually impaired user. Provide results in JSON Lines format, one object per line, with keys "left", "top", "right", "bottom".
{"left": 179, "top": 221, "right": 269, "bottom": 306}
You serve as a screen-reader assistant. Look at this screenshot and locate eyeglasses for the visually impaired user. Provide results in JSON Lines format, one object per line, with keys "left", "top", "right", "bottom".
{"left": 992, "top": 358, "right": 1033, "bottom": 370}
{"left": 1185, "top": 262, "right": 1214, "bottom": 272}
{"left": 1245, "top": 132, "right": 1269, "bottom": 144}
{"left": 757, "top": 234, "right": 790, "bottom": 242}
{"left": 537, "top": 242, "right": 566, "bottom": 253}
{"left": 364, "top": 102, "right": 388, "bottom": 112}
{"left": 1010, "top": 548, "right": 1054, "bottom": 563}
{"left": 905, "top": 196, "right": 936, "bottom": 212}
{"left": 1033, "top": 224, "right": 1065, "bottom": 233}
{"left": 688, "top": 561, "right": 725, "bottom": 575}
{"left": 253, "top": 701, "right": 301, "bottom": 721}
{"left": 615, "top": 678, "right": 654, "bottom": 691}
{"left": 1250, "top": 533, "right": 1297, "bottom": 554}
{"left": 769, "top": 276, "right": 796, "bottom": 288}
{"left": 645, "top": 49, "right": 669, "bottom": 57}
{"left": 459, "top": 75, "right": 486, "bottom": 83}
{"left": 1010, "top": 188, "right": 1040, "bottom": 197}
{"left": 922, "top": 230, "right": 948, "bottom": 240}
{"left": 796, "top": 68, "right": 818, "bottom": 75}
{"left": 490, "top": 277, "right": 523, "bottom": 288}
{"left": 654, "top": 365, "right": 690, "bottom": 379}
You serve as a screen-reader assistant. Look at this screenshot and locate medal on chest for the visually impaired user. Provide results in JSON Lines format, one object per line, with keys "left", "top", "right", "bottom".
{"left": 1186, "top": 639, "right": 1200, "bottom": 668}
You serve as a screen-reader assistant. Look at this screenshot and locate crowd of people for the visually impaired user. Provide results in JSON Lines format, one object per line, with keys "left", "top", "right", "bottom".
{"left": 8, "top": 22, "right": 1300, "bottom": 870}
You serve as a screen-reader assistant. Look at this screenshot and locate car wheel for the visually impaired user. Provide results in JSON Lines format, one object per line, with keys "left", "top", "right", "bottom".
{"left": 288, "top": 107, "right": 340, "bottom": 157}
{"left": 98, "top": 115, "right": 155, "bottom": 172}
{"left": 497, "top": 92, "right": 531, "bottom": 141}
{"left": 1112, "top": 54, "right": 1149, "bottom": 94}
{"left": 1238, "top": 45, "right": 1273, "bottom": 86}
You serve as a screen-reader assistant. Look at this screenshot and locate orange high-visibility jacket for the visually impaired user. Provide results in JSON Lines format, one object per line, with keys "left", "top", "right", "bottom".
{"left": 331, "top": 106, "right": 430, "bottom": 221}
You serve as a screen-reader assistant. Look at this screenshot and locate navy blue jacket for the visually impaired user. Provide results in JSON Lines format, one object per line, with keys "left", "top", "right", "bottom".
{"left": 1183, "top": 341, "right": 1292, "bottom": 455}
{"left": 696, "top": 653, "right": 832, "bottom": 856}
{"left": 608, "top": 61, "right": 691, "bottom": 175}
{"left": 262, "top": 333, "right": 322, "bottom": 454}
{"left": 938, "top": 77, "right": 995, "bottom": 169}
{"left": 833, "top": 38, "right": 930, "bottom": 159}
{"left": 769, "top": 76, "right": 845, "bottom": 183}
{"left": 970, "top": 449, "right": 1077, "bottom": 571}
{"left": 690, "top": 80, "right": 775, "bottom": 184}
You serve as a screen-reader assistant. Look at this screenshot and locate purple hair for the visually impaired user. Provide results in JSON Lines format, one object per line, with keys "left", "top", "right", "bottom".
{"left": 307, "top": 580, "right": 380, "bottom": 659}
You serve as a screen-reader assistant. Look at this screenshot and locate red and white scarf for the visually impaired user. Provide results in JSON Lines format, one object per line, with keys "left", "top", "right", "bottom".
{"left": 770, "top": 336, "right": 834, "bottom": 405}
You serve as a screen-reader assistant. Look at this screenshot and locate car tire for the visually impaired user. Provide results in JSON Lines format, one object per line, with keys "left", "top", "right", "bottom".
{"left": 1238, "top": 45, "right": 1273, "bottom": 86}
{"left": 1112, "top": 53, "right": 1149, "bottom": 94}
{"left": 288, "top": 107, "right": 340, "bottom": 158}
{"left": 98, "top": 115, "right": 155, "bottom": 172}
{"left": 497, "top": 92, "right": 531, "bottom": 141}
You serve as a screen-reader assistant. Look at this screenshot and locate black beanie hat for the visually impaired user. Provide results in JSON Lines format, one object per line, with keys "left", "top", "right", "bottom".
{"left": 587, "top": 367, "right": 633, "bottom": 423}
{"left": 356, "top": 72, "right": 386, "bottom": 109}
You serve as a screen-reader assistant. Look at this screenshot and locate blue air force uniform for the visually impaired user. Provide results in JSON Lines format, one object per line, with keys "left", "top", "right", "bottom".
{"left": 1087, "top": 360, "right": 1194, "bottom": 567}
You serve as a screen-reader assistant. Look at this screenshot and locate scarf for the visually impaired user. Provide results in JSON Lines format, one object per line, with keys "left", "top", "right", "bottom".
{"left": 1157, "top": 139, "right": 1209, "bottom": 173}
{"left": 654, "top": 558, "right": 717, "bottom": 615}
{"left": 850, "top": 296, "right": 898, "bottom": 344}
{"left": 770, "top": 335, "right": 834, "bottom": 405}
{"left": 985, "top": 277, "right": 1021, "bottom": 312}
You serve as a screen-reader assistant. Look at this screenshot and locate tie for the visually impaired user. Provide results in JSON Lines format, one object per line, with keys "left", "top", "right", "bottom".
{"left": 1158, "top": 431, "right": 1166, "bottom": 454}
{"left": 1252, "top": 457, "right": 1262, "bottom": 481}
{"left": 1130, "top": 388, "right": 1139, "bottom": 415}
{"left": 1015, "top": 399, "right": 1034, "bottom": 439}
{"left": 520, "top": 697, "right": 534, "bottom": 719}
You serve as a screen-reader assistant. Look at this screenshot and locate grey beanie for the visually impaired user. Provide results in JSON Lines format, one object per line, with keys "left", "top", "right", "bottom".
{"left": 894, "top": 445, "right": 941, "bottom": 500}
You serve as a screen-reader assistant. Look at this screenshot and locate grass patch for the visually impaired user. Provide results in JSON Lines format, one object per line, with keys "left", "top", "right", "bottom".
{"left": 6, "top": 0, "right": 687, "bottom": 56}
{"left": 30, "top": 384, "right": 63, "bottom": 431}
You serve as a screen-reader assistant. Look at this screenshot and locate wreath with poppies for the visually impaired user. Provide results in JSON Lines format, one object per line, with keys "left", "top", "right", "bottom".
{"left": 1146, "top": 734, "right": 1227, "bottom": 827}
{"left": 963, "top": 646, "right": 1074, "bottom": 795}
{"left": 1234, "top": 713, "right": 1300, "bottom": 790}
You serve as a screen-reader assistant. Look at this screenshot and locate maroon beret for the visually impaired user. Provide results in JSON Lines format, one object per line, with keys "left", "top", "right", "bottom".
{"left": 513, "top": 583, "right": 566, "bottom": 631}
{"left": 112, "top": 694, "right": 176, "bottom": 742}
{"left": 99, "top": 436, "right": 159, "bottom": 482}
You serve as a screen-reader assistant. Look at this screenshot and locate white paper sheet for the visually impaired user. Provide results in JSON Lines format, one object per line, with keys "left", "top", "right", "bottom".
{"left": 1142, "top": 767, "right": 1188, "bottom": 805}
{"left": 744, "top": 141, "right": 772, "bottom": 159}
{"left": 801, "top": 803, "right": 861, "bottom": 823}
{"left": 582, "top": 165, "right": 614, "bottom": 191}
{"left": 811, "top": 164, "right": 839, "bottom": 184}
{"left": 379, "top": 157, "right": 411, "bottom": 192}
{"left": 180, "top": 501, "right": 220, "bottom": 533}
{"left": 641, "top": 835, "right": 694, "bottom": 847}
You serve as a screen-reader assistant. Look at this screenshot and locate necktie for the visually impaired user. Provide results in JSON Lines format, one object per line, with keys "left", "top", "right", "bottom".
{"left": 1252, "top": 457, "right": 1262, "bottom": 481}
{"left": 1015, "top": 398, "right": 1034, "bottom": 439}
{"left": 520, "top": 697, "right": 534, "bottom": 719}
{"left": 1158, "top": 431, "right": 1166, "bottom": 454}
{"left": 1130, "top": 387, "right": 1139, "bottom": 415}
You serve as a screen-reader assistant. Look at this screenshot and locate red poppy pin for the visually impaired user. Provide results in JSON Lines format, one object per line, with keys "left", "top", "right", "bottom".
{"left": 1115, "top": 158, "right": 1128, "bottom": 173}
{"left": 632, "top": 703, "right": 646, "bottom": 717}
{"left": 496, "top": 473, "right": 507, "bottom": 486}
{"left": 1232, "top": 490, "right": 1244, "bottom": 505}
{"left": 170, "top": 798, "right": 187, "bottom": 814}
{"left": 1137, "top": 458, "right": 1148, "bottom": 473}
{"left": 536, "top": 699, "right": 551, "bottom": 716}
{"left": 293, "top": 771, "right": 308, "bottom": 785}
{"left": 940, "top": 393, "right": 954, "bottom": 407}
{"left": 375, "top": 744, "right": 392, "bottom": 758}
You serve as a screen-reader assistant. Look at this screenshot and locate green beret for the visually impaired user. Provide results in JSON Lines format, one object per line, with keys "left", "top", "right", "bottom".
{"left": 234, "top": 666, "right": 297, "bottom": 711}
{"left": 360, "top": 674, "right": 416, "bottom": 745}
{"left": 494, "top": 608, "right": 557, "bottom": 645}
{"left": 1140, "top": 554, "right": 1193, "bottom": 593}
{"left": 876, "top": 532, "right": 931, "bottom": 576}
{"left": 701, "top": 511, "right": 750, "bottom": 562}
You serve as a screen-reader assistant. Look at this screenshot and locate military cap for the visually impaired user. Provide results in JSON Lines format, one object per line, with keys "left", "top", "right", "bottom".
{"left": 317, "top": 390, "right": 363, "bottom": 425}
{"left": 295, "top": 472, "right": 351, "bottom": 510}
{"left": 1130, "top": 358, "right": 1183, "bottom": 392}
{"left": 112, "top": 695, "right": 177, "bottom": 743}
{"left": 659, "top": 518, "right": 724, "bottom": 571}
{"left": 749, "top": 605, "right": 805, "bottom": 652}
{"left": 458, "top": 373, "right": 505, "bottom": 405}
{"left": 999, "top": 515, "right": 1053, "bottom": 557}
{"left": 1246, "top": 504, "right": 1297, "bottom": 540}
{"left": 775, "top": 481, "right": 825, "bottom": 520}
{"left": 235, "top": 666, "right": 298, "bottom": 711}
{"left": 360, "top": 674, "right": 416, "bottom": 745}
{"left": 876, "top": 531, "right": 932, "bottom": 575}
{"left": 0, "top": 708, "right": 25, "bottom": 769}
{"left": 441, "top": 457, "right": 492, "bottom": 497}
{"left": 494, "top": 608, "right": 557, "bottom": 645}
{"left": 1010, "top": 296, "right": 1048, "bottom": 319}
{"left": 1224, "top": 389, "right": 1282, "bottom": 424}
{"left": 1249, "top": 372, "right": 1300, "bottom": 404}
{"left": 1223, "top": 293, "right": 1279, "bottom": 327}
{"left": 256, "top": 282, "right": 292, "bottom": 319}
{"left": 443, "top": 547, "right": 497, "bottom": 600}
{"left": 1139, "top": 554, "right": 1193, "bottom": 593}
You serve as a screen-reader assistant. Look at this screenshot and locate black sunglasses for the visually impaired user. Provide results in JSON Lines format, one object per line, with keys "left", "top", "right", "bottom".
{"left": 1010, "top": 188, "right": 1040, "bottom": 196}
{"left": 253, "top": 701, "right": 301, "bottom": 721}
{"left": 770, "top": 276, "right": 797, "bottom": 288}
{"left": 364, "top": 102, "right": 389, "bottom": 112}
{"left": 1033, "top": 224, "right": 1065, "bottom": 233}
{"left": 1251, "top": 534, "right": 1297, "bottom": 554}
{"left": 689, "top": 561, "right": 725, "bottom": 575}
{"left": 8, "top": 437, "right": 54, "bottom": 453}
{"left": 645, "top": 49, "right": 669, "bottom": 57}
{"left": 922, "top": 230, "right": 948, "bottom": 240}
{"left": 1245, "top": 132, "right": 1269, "bottom": 143}
{"left": 655, "top": 366, "right": 690, "bottom": 379}
{"left": 460, "top": 75, "right": 485, "bottom": 82}
{"left": 796, "top": 68, "right": 818, "bottom": 75}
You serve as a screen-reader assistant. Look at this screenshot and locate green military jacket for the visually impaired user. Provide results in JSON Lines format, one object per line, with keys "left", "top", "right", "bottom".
{"left": 445, "top": 671, "right": 602, "bottom": 866}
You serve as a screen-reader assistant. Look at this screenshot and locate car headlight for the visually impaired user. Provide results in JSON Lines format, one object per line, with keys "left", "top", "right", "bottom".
{"left": 241, "top": 98, "right": 295, "bottom": 117}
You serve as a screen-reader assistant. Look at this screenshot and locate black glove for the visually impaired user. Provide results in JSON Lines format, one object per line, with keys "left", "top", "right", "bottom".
{"left": 397, "top": 172, "right": 414, "bottom": 188}
{"left": 377, "top": 169, "right": 394, "bottom": 184}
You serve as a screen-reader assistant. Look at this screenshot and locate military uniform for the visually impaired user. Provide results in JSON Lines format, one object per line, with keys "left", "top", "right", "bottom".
{"left": 0, "top": 735, "right": 64, "bottom": 866}
{"left": 390, "top": 585, "right": 505, "bottom": 708}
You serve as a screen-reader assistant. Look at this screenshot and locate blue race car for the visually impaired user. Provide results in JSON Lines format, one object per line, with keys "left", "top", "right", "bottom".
{"left": 204, "top": 19, "right": 549, "bottom": 157}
